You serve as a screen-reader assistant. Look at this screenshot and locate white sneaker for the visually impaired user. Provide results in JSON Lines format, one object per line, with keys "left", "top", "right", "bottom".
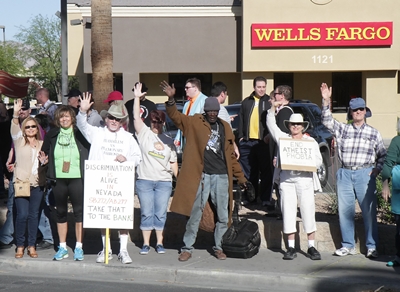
{"left": 96, "top": 250, "right": 113, "bottom": 263}
{"left": 334, "top": 247, "right": 357, "bottom": 256}
{"left": 366, "top": 249, "right": 378, "bottom": 258}
{"left": 118, "top": 250, "right": 132, "bottom": 264}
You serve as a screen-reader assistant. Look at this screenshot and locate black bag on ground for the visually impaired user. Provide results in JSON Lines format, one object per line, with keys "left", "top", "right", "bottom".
{"left": 222, "top": 188, "right": 261, "bottom": 259}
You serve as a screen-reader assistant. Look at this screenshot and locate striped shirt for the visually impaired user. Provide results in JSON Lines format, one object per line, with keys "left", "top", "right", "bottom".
{"left": 321, "top": 106, "right": 386, "bottom": 170}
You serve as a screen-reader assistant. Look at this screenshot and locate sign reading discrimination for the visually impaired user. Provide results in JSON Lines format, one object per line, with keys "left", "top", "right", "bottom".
{"left": 251, "top": 22, "right": 393, "bottom": 48}
{"left": 279, "top": 138, "right": 317, "bottom": 172}
{"left": 83, "top": 161, "right": 136, "bottom": 229}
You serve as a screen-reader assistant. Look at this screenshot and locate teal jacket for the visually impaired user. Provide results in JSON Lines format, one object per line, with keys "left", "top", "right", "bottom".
{"left": 381, "top": 135, "right": 400, "bottom": 214}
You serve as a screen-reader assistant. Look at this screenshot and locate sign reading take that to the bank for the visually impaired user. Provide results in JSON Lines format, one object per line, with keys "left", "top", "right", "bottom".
{"left": 83, "top": 161, "right": 135, "bottom": 229}
{"left": 251, "top": 22, "right": 393, "bottom": 48}
{"left": 279, "top": 138, "right": 317, "bottom": 172}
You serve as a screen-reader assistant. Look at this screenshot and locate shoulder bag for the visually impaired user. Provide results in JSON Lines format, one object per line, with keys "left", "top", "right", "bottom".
{"left": 221, "top": 188, "right": 261, "bottom": 258}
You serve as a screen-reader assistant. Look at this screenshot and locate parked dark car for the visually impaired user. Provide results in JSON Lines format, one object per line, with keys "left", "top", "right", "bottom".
{"left": 225, "top": 101, "right": 335, "bottom": 188}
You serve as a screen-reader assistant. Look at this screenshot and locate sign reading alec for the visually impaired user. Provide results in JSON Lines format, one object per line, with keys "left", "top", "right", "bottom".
{"left": 83, "top": 161, "right": 135, "bottom": 229}
{"left": 279, "top": 138, "right": 317, "bottom": 172}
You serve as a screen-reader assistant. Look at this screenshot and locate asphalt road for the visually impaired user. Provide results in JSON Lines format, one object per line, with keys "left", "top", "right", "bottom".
{"left": 0, "top": 274, "right": 258, "bottom": 292}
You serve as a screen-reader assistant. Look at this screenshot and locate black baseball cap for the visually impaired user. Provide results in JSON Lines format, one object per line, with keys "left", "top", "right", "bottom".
{"left": 21, "top": 98, "right": 30, "bottom": 110}
{"left": 64, "top": 88, "right": 82, "bottom": 99}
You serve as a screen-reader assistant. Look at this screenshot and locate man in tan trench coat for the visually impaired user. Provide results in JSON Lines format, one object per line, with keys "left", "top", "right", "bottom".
{"left": 160, "top": 81, "right": 247, "bottom": 262}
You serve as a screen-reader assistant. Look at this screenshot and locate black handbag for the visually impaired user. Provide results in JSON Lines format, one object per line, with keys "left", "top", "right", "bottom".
{"left": 222, "top": 188, "right": 261, "bottom": 259}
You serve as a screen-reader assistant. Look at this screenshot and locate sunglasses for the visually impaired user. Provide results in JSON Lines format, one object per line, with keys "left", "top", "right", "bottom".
{"left": 107, "top": 115, "right": 122, "bottom": 122}
{"left": 184, "top": 86, "right": 194, "bottom": 90}
{"left": 352, "top": 107, "right": 365, "bottom": 112}
{"left": 25, "top": 125, "right": 37, "bottom": 129}
{"left": 290, "top": 123, "right": 303, "bottom": 126}
{"left": 274, "top": 92, "right": 283, "bottom": 96}
{"left": 151, "top": 120, "right": 163, "bottom": 124}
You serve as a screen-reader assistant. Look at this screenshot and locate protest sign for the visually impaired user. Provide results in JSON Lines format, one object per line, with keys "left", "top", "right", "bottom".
{"left": 83, "top": 161, "right": 135, "bottom": 229}
{"left": 279, "top": 138, "right": 317, "bottom": 172}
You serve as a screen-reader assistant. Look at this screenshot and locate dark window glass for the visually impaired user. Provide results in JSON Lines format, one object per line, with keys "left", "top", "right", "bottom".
{"left": 332, "top": 72, "right": 362, "bottom": 112}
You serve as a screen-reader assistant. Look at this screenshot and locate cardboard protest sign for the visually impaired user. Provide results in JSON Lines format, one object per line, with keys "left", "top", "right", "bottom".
{"left": 279, "top": 138, "right": 317, "bottom": 172}
{"left": 83, "top": 161, "right": 135, "bottom": 229}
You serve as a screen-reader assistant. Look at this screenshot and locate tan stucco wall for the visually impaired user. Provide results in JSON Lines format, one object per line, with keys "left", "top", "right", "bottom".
{"left": 67, "top": 12, "right": 87, "bottom": 90}
{"left": 243, "top": 0, "right": 400, "bottom": 72}
{"left": 242, "top": 0, "right": 400, "bottom": 139}
{"left": 212, "top": 73, "right": 242, "bottom": 104}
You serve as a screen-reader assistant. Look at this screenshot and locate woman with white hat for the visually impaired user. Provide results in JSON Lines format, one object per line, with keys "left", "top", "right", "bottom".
{"left": 267, "top": 101, "right": 322, "bottom": 261}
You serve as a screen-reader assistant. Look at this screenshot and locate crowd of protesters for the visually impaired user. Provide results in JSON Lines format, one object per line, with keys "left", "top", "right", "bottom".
{"left": 0, "top": 77, "right": 398, "bottom": 267}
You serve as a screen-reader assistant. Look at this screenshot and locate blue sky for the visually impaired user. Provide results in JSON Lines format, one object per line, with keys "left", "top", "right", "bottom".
{"left": 0, "top": 0, "right": 60, "bottom": 41}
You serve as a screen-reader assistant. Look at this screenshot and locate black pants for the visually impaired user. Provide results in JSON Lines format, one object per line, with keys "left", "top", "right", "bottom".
{"left": 239, "top": 139, "right": 273, "bottom": 202}
{"left": 52, "top": 178, "right": 83, "bottom": 223}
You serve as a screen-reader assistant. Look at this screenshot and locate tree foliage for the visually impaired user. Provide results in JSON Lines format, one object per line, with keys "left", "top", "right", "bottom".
{"left": 0, "top": 42, "right": 28, "bottom": 75}
{"left": 15, "top": 15, "right": 62, "bottom": 101}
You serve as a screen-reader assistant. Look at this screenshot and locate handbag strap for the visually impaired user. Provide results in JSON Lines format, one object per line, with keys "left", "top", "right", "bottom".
{"left": 232, "top": 187, "right": 241, "bottom": 227}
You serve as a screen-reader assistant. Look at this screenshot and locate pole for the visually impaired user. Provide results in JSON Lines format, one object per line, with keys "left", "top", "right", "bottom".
{"left": 0, "top": 26, "right": 5, "bottom": 45}
{"left": 105, "top": 228, "right": 110, "bottom": 264}
{"left": 61, "top": 0, "right": 68, "bottom": 104}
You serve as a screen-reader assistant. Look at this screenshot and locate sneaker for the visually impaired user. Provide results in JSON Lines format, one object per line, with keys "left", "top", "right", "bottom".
{"left": 53, "top": 246, "right": 68, "bottom": 261}
{"left": 307, "top": 246, "right": 321, "bottom": 260}
{"left": 0, "top": 241, "right": 12, "bottom": 249}
{"left": 118, "top": 250, "right": 132, "bottom": 264}
{"left": 156, "top": 244, "right": 165, "bottom": 254}
{"left": 73, "top": 247, "right": 84, "bottom": 261}
{"left": 366, "top": 248, "right": 378, "bottom": 258}
{"left": 36, "top": 241, "right": 53, "bottom": 250}
{"left": 140, "top": 245, "right": 150, "bottom": 255}
{"left": 96, "top": 250, "right": 113, "bottom": 263}
{"left": 334, "top": 246, "right": 357, "bottom": 256}
{"left": 283, "top": 247, "right": 297, "bottom": 260}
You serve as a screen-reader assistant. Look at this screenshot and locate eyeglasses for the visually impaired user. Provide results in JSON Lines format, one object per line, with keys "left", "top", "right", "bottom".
{"left": 107, "top": 115, "right": 122, "bottom": 122}
{"left": 290, "top": 123, "right": 303, "bottom": 126}
{"left": 352, "top": 107, "right": 365, "bottom": 112}
{"left": 151, "top": 120, "right": 163, "bottom": 124}
{"left": 274, "top": 92, "right": 283, "bottom": 96}
{"left": 25, "top": 125, "right": 37, "bottom": 129}
{"left": 184, "top": 86, "right": 194, "bottom": 90}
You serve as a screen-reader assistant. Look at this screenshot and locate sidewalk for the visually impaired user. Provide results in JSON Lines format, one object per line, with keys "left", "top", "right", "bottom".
{"left": 0, "top": 242, "right": 399, "bottom": 292}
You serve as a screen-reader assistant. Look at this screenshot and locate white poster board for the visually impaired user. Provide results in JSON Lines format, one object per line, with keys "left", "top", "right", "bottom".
{"left": 279, "top": 138, "right": 317, "bottom": 172}
{"left": 83, "top": 161, "right": 135, "bottom": 229}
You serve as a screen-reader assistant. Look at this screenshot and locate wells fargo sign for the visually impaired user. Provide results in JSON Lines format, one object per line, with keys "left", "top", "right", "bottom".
{"left": 251, "top": 22, "right": 393, "bottom": 48}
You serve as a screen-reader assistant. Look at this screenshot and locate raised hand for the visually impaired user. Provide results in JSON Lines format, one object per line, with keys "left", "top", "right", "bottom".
{"left": 13, "top": 99, "right": 22, "bottom": 115}
{"left": 320, "top": 83, "right": 332, "bottom": 105}
{"left": 133, "top": 82, "right": 146, "bottom": 99}
{"left": 160, "top": 80, "right": 176, "bottom": 99}
{"left": 79, "top": 92, "right": 93, "bottom": 113}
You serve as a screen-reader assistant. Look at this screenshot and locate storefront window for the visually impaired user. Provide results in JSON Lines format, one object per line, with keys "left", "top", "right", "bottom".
{"left": 332, "top": 72, "right": 362, "bottom": 112}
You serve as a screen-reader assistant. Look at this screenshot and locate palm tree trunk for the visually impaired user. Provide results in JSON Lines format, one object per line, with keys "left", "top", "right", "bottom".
{"left": 91, "top": 0, "right": 113, "bottom": 111}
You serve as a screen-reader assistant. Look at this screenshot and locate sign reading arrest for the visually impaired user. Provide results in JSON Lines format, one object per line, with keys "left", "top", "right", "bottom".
{"left": 83, "top": 161, "right": 136, "bottom": 229}
{"left": 279, "top": 138, "right": 317, "bottom": 172}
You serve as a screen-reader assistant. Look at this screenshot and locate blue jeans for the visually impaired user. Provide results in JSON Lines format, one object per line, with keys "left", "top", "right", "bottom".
{"left": 182, "top": 173, "right": 229, "bottom": 252}
{"left": 0, "top": 177, "right": 15, "bottom": 244}
{"left": 14, "top": 186, "right": 43, "bottom": 247}
{"left": 336, "top": 167, "right": 378, "bottom": 250}
{"left": 38, "top": 188, "right": 54, "bottom": 244}
{"left": 136, "top": 180, "right": 172, "bottom": 230}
